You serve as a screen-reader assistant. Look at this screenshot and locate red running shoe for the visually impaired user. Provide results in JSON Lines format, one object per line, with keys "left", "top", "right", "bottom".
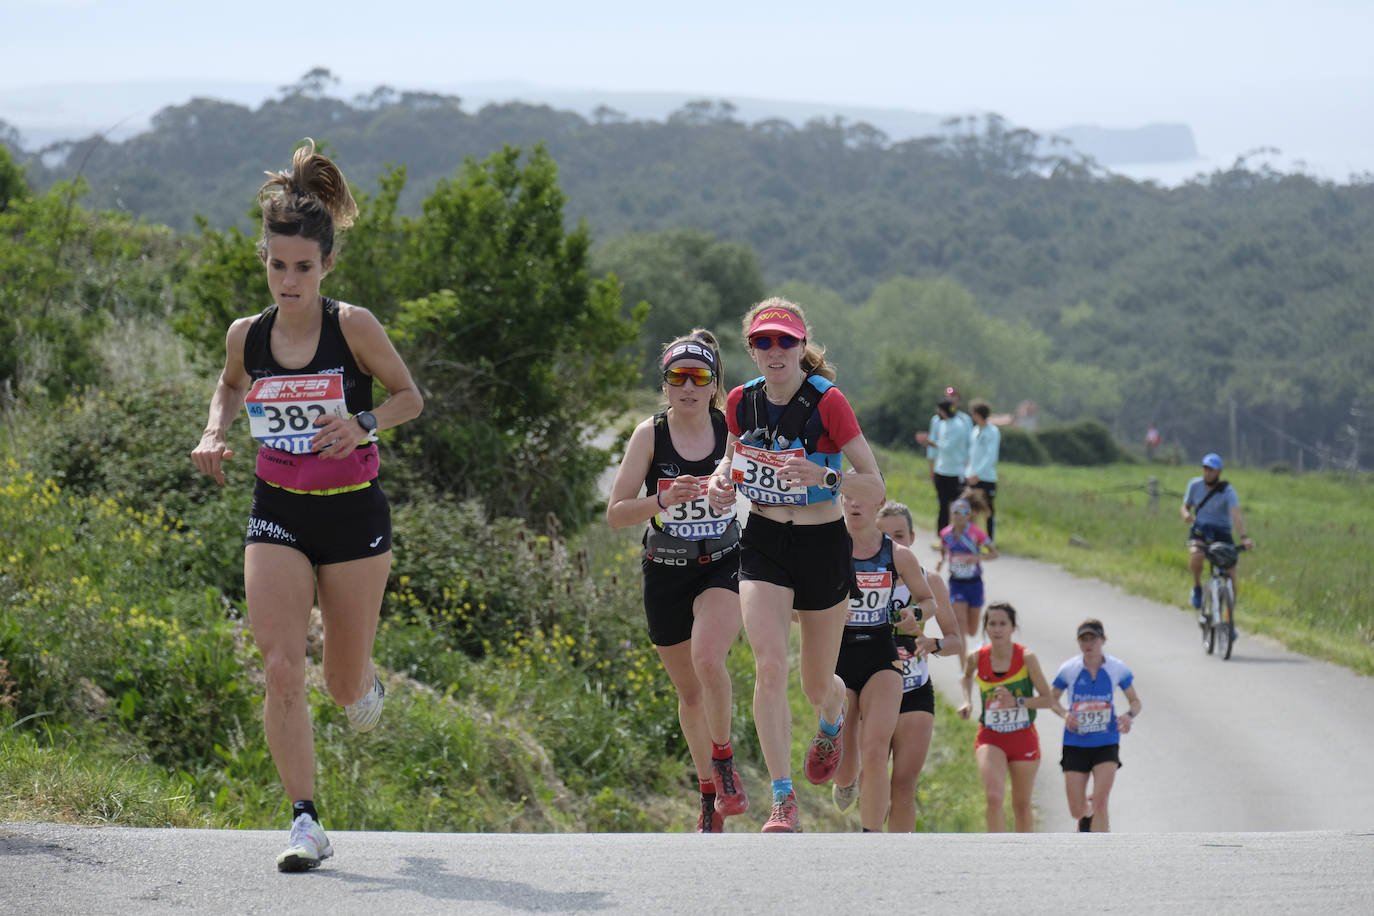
{"left": 761, "top": 791, "right": 801, "bottom": 833}
{"left": 697, "top": 793, "right": 724, "bottom": 833}
{"left": 804, "top": 707, "right": 846, "bottom": 785}
{"left": 711, "top": 755, "right": 748, "bottom": 816}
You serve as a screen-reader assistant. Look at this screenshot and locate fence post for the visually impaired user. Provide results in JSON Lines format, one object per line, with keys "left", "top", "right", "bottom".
{"left": 1147, "top": 477, "right": 1159, "bottom": 510}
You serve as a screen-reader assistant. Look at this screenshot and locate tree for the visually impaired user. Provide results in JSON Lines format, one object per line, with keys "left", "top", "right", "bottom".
{"left": 0, "top": 141, "right": 29, "bottom": 211}
{"left": 594, "top": 229, "right": 765, "bottom": 383}
{"left": 385, "top": 145, "right": 642, "bottom": 526}
{"left": 279, "top": 67, "right": 339, "bottom": 99}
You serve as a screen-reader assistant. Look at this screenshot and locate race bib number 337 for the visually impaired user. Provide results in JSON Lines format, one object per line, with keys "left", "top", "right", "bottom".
{"left": 731, "top": 442, "right": 807, "bottom": 506}
{"left": 245, "top": 374, "right": 348, "bottom": 454}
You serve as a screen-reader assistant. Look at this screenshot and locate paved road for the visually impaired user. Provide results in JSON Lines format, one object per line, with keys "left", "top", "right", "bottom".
{"left": 913, "top": 538, "right": 1374, "bottom": 832}
{"left": 3, "top": 823, "right": 1371, "bottom": 914}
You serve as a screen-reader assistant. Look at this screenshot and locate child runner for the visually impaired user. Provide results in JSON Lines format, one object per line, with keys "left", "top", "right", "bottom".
{"left": 868, "top": 501, "right": 964, "bottom": 832}
{"left": 938, "top": 493, "right": 997, "bottom": 647}
{"left": 830, "top": 490, "right": 938, "bottom": 831}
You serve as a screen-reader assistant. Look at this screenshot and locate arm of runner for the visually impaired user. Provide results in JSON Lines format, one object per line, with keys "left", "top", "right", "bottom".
{"left": 605, "top": 418, "right": 660, "bottom": 529}
{"left": 833, "top": 431, "right": 885, "bottom": 504}
{"left": 958, "top": 652, "right": 977, "bottom": 719}
{"left": 1118, "top": 684, "right": 1142, "bottom": 734}
{"left": 191, "top": 318, "right": 254, "bottom": 487}
{"left": 926, "top": 572, "right": 964, "bottom": 662}
{"left": 1024, "top": 651, "right": 1068, "bottom": 717}
{"left": 1054, "top": 685, "right": 1079, "bottom": 731}
{"left": 706, "top": 432, "right": 739, "bottom": 509}
{"left": 977, "top": 527, "right": 999, "bottom": 560}
{"left": 313, "top": 304, "right": 423, "bottom": 458}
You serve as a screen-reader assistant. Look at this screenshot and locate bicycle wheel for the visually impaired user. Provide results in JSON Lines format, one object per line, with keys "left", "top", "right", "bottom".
{"left": 1202, "top": 581, "right": 1217, "bottom": 655}
{"left": 1218, "top": 580, "right": 1236, "bottom": 660}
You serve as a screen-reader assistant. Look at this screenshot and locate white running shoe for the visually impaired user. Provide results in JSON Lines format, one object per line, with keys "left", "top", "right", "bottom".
{"left": 832, "top": 780, "right": 858, "bottom": 814}
{"left": 345, "top": 672, "right": 385, "bottom": 733}
{"left": 276, "top": 813, "right": 333, "bottom": 872}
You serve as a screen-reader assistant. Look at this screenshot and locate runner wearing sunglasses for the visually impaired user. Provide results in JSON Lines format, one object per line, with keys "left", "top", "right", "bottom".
{"left": 707, "top": 298, "right": 885, "bottom": 833}
{"left": 606, "top": 330, "right": 747, "bottom": 832}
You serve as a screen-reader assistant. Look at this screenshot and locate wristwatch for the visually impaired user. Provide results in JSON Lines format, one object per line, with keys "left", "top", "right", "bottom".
{"left": 822, "top": 468, "right": 841, "bottom": 489}
{"left": 354, "top": 410, "right": 378, "bottom": 434}
{"left": 933, "top": 637, "right": 943, "bottom": 653}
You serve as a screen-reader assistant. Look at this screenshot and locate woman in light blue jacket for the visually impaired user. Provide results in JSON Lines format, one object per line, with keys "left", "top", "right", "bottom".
{"left": 966, "top": 399, "right": 1001, "bottom": 541}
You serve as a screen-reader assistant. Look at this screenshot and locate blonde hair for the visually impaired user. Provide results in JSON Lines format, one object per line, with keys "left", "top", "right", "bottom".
{"left": 877, "top": 500, "right": 914, "bottom": 534}
{"left": 256, "top": 138, "right": 358, "bottom": 260}
{"left": 740, "top": 297, "right": 836, "bottom": 382}
{"left": 661, "top": 329, "right": 726, "bottom": 411}
{"left": 958, "top": 486, "right": 991, "bottom": 516}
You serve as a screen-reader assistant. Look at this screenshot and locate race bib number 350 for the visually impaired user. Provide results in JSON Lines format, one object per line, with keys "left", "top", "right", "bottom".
{"left": 731, "top": 442, "right": 807, "bottom": 506}
{"left": 245, "top": 374, "right": 349, "bottom": 454}
{"left": 657, "top": 480, "right": 735, "bottom": 540}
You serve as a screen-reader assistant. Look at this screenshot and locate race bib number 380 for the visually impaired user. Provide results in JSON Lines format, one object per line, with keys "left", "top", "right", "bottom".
{"left": 657, "top": 480, "right": 735, "bottom": 540}
{"left": 245, "top": 374, "right": 349, "bottom": 454}
{"left": 731, "top": 442, "right": 807, "bottom": 506}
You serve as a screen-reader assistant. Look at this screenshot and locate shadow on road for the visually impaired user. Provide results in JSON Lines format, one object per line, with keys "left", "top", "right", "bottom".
{"left": 309, "top": 855, "right": 614, "bottom": 911}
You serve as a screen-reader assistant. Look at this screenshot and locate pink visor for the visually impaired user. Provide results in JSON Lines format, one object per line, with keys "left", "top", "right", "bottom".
{"left": 747, "top": 307, "right": 806, "bottom": 340}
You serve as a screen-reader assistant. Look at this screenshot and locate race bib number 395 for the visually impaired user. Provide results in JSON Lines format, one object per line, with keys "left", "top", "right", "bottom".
{"left": 731, "top": 442, "right": 807, "bottom": 506}
{"left": 1072, "top": 700, "right": 1113, "bottom": 734}
{"left": 657, "top": 480, "right": 735, "bottom": 540}
{"left": 245, "top": 374, "right": 349, "bottom": 454}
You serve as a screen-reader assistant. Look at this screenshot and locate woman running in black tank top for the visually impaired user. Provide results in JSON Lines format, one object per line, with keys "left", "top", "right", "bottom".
{"left": 191, "top": 140, "right": 423, "bottom": 872}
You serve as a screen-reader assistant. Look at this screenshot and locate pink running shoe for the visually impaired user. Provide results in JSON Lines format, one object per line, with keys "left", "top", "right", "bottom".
{"left": 804, "top": 706, "right": 846, "bottom": 785}
{"left": 761, "top": 791, "right": 801, "bottom": 833}
{"left": 697, "top": 792, "right": 725, "bottom": 833}
{"left": 711, "top": 755, "right": 748, "bottom": 816}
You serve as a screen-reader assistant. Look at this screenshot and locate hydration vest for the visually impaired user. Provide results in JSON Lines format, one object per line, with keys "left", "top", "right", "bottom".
{"left": 735, "top": 374, "right": 842, "bottom": 504}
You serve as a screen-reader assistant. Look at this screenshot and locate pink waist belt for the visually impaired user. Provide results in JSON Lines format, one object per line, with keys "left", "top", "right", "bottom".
{"left": 255, "top": 443, "right": 379, "bottom": 491}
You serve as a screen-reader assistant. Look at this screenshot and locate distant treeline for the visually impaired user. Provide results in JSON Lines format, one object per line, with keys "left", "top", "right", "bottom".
{"left": 5, "top": 69, "right": 1372, "bottom": 468}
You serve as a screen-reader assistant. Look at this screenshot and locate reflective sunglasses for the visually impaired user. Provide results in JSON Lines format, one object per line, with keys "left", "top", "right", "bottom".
{"left": 663, "top": 367, "right": 716, "bottom": 387}
{"left": 750, "top": 334, "right": 801, "bottom": 351}
{"left": 952, "top": 508, "right": 971, "bottom": 516}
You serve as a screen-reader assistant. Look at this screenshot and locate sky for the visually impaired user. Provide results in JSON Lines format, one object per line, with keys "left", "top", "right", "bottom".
{"left": 3, "top": 0, "right": 1371, "bottom": 181}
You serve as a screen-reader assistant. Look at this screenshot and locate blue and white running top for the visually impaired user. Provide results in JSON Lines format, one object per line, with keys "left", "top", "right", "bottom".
{"left": 1052, "top": 653, "right": 1134, "bottom": 748}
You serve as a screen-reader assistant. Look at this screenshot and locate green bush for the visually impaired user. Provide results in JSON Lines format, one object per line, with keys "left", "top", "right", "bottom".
{"left": 1034, "top": 419, "right": 1132, "bottom": 466}
{"left": 998, "top": 425, "right": 1049, "bottom": 465}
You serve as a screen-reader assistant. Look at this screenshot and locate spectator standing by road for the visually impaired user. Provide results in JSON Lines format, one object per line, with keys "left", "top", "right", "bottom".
{"left": 914, "top": 386, "right": 972, "bottom": 537}
{"left": 965, "top": 398, "right": 1000, "bottom": 542}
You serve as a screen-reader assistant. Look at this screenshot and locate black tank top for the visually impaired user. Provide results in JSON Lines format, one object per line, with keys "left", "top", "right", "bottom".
{"left": 643, "top": 408, "right": 728, "bottom": 494}
{"left": 243, "top": 298, "right": 373, "bottom": 415}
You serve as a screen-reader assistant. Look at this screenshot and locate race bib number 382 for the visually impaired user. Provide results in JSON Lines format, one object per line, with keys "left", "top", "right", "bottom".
{"left": 731, "top": 442, "right": 807, "bottom": 506}
{"left": 245, "top": 374, "right": 349, "bottom": 454}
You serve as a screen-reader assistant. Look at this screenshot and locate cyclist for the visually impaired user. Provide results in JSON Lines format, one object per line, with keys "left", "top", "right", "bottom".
{"left": 1181, "top": 453, "right": 1254, "bottom": 618}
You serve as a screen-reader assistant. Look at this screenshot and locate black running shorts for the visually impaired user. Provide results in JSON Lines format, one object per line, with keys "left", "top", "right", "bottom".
{"left": 739, "top": 515, "right": 855, "bottom": 611}
{"left": 641, "top": 551, "right": 740, "bottom": 647}
{"left": 246, "top": 478, "right": 391, "bottom": 567}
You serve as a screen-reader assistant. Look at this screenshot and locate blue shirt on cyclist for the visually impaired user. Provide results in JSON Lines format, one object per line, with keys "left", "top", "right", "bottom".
{"left": 1183, "top": 476, "right": 1238, "bottom": 533}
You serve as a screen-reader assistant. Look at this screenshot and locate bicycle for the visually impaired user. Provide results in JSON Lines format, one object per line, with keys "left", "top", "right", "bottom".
{"left": 1194, "top": 540, "right": 1246, "bottom": 660}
